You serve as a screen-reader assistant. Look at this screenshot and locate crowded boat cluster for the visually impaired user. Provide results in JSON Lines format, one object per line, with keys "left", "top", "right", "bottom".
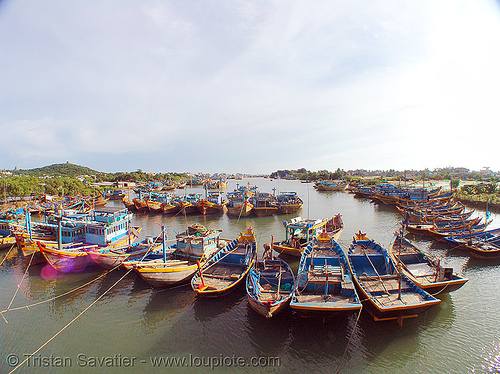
{"left": 0, "top": 180, "right": 497, "bottom": 326}
{"left": 123, "top": 183, "right": 303, "bottom": 217}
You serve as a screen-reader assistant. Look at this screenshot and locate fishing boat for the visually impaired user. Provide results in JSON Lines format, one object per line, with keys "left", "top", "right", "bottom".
{"left": 122, "top": 195, "right": 136, "bottom": 211}
{"left": 314, "top": 180, "right": 348, "bottom": 191}
{"left": 405, "top": 217, "right": 482, "bottom": 236}
{"left": 444, "top": 227, "right": 500, "bottom": 259}
{"left": 134, "top": 224, "right": 224, "bottom": 287}
{"left": 226, "top": 190, "right": 254, "bottom": 218}
{"left": 191, "top": 227, "right": 257, "bottom": 297}
{"left": 428, "top": 220, "right": 491, "bottom": 239}
{"left": 38, "top": 207, "right": 140, "bottom": 273}
{"left": 347, "top": 232, "right": 440, "bottom": 324}
{"left": 249, "top": 193, "right": 279, "bottom": 217}
{"left": 0, "top": 235, "right": 16, "bottom": 250}
{"left": 276, "top": 192, "right": 303, "bottom": 214}
{"left": 196, "top": 191, "right": 228, "bottom": 215}
{"left": 246, "top": 258, "right": 295, "bottom": 318}
{"left": 272, "top": 214, "right": 344, "bottom": 257}
{"left": 290, "top": 231, "right": 361, "bottom": 316}
{"left": 388, "top": 233, "right": 468, "bottom": 294}
{"left": 84, "top": 232, "right": 163, "bottom": 269}
{"left": 176, "top": 194, "right": 201, "bottom": 216}
{"left": 132, "top": 197, "right": 148, "bottom": 212}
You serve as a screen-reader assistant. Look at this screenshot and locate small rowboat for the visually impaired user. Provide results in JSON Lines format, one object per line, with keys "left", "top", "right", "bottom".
{"left": 191, "top": 228, "right": 257, "bottom": 297}
{"left": 347, "top": 232, "right": 440, "bottom": 325}
{"left": 246, "top": 258, "right": 295, "bottom": 318}
{"left": 388, "top": 233, "right": 468, "bottom": 295}
{"left": 290, "top": 231, "right": 361, "bottom": 316}
{"left": 444, "top": 227, "right": 500, "bottom": 259}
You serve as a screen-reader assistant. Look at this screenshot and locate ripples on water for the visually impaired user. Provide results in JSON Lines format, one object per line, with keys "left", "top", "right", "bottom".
{"left": 0, "top": 178, "right": 499, "bottom": 373}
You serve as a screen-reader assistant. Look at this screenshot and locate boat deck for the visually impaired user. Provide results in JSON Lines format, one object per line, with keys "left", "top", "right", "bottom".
{"left": 350, "top": 243, "right": 380, "bottom": 255}
{"left": 293, "top": 294, "right": 354, "bottom": 304}
{"left": 359, "top": 275, "right": 427, "bottom": 306}
{"left": 195, "top": 264, "right": 246, "bottom": 289}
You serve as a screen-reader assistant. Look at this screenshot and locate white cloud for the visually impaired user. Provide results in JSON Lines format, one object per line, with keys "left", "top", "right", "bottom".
{"left": 1, "top": 0, "right": 499, "bottom": 172}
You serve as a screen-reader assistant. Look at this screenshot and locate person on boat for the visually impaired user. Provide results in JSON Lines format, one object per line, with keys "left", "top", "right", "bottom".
{"left": 262, "top": 243, "right": 273, "bottom": 260}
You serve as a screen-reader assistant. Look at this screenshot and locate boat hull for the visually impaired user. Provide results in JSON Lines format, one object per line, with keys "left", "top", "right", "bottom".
{"left": 135, "top": 262, "right": 198, "bottom": 287}
{"left": 39, "top": 244, "right": 96, "bottom": 273}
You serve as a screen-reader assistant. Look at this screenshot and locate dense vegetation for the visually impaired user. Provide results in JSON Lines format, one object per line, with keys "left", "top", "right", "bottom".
{"left": 0, "top": 176, "right": 103, "bottom": 198}
{"left": 14, "top": 162, "right": 106, "bottom": 178}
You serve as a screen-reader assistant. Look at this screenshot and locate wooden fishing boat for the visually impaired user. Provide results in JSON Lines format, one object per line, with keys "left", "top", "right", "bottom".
{"left": 122, "top": 195, "right": 136, "bottom": 211}
{"left": 145, "top": 199, "right": 163, "bottom": 214}
{"left": 0, "top": 235, "right": 16, "bottom": 250}
{"left": 84, "top": 233, "right": 162, "bottom": 269}
{"left": 191, "top": 227, "right": 257, "bottom": 297}
{"left": 428, "top": 220, "right": 491, "bottom": 239}
{"left": 276, "top": 192, "right": 303, "bottom": 214}
{"left": 246, "top": 258, "right": 295, "bottom": 318}
{"left": 161, "top": 201, "right": 179, "bottom": 215}
{"left": 272, "top": 214, "right": 344, "bottom": 257}
{"left": 314, "top": 180, "right": 348, "bottom": 191}
{"left": 38, "top": 207, "right": 139, "bottom": 273}
{"left": 132, "top": 197, "right": 148, "bottom": 212}
{"left": 400, "top": 208, "right": 474, "bottom": 224}
{"left": 38, "top": 241, "right": 98, "bottom": 273}
{"left": 444, "top": 227, "right": 500, "bottom": 259}
{"left": 347, "top": 232, "right": 440, "bottom": 324}
{"left": 290, "top": 231, "right": 361, "bottom": 316}
{"left": 226, "top": 198, "right": 253, "bottom": 217}
{"left": 176, "top": 194, "right": 201, "bottom": 216}
{"left": 249, "top": 193, "right": 279, "bottom": 217}
{"left": 196, "top": 191, "right": 228, "bottom": 215}
{"left": 134, "top": 224, "right": 224, "bottom": 287}
{"left": 405, "top": 217, "right": 482, "bottom": 236}
{"left": 388, "top": 233, "right": 468, "bottom": 294}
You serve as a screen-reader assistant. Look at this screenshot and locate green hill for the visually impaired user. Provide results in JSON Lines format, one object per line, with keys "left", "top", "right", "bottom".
{"left": 14, "top": 162, "right": 105, "bottom": 177}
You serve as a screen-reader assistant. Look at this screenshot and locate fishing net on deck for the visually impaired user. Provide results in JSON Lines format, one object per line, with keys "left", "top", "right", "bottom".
{"left": 187, "top": 223, "right": 208, "bottom": 236}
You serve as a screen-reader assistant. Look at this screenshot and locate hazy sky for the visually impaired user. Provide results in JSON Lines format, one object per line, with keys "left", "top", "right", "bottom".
{"left": 1, "top": 0, "right": 499, "bottom": 174}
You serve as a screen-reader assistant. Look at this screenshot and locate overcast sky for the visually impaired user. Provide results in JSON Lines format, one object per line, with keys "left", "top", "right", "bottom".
{"left": 1, "top": 0, "right": 499, "bottom": 174}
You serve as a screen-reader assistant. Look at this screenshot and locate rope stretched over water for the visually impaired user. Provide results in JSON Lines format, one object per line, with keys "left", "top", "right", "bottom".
{"left": 0, "top": 243, "right": 17, "bottom": 267}
{"left": 7, "top": 268, "right": 133, "bottom": 374}
{"left": 1, "top": 253, "right": 35, "bottom": 322}
{"left": 334, "top": 307, "right": 363, "bottom": 374}
{"left": 0, "top": 265, "right": 121, "bottom": 321}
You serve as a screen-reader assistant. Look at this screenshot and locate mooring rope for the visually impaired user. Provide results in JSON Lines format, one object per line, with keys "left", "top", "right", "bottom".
{"left": 0, "top": 243, "right": 17, "bottom": 267}
{"left": 334, "top": 307, "right": 363, "bottom": 374}
{"left": 7, "top": 268, "right": 133, "bottom": 374}
{"left": 0, "top": 264, "right": 121, "bottom": 321}
{"left": 3, "top": 252, "right": 35, "bottom": 317}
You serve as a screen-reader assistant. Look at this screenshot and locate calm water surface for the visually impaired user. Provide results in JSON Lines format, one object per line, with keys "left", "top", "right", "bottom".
{"left": 1, "top": 178, "right": 499, "bottom": 373}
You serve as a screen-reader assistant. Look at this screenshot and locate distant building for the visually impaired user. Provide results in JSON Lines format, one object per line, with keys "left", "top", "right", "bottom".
{"left": 116, "top": 181, "right": 136, "bottom": 189}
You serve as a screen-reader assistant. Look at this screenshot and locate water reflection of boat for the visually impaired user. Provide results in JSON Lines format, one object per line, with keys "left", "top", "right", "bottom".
{"left": 193, "top": 291, "right": 245, "bottom": 323}
{"left": 141, "top": 287, "right": 196, "bottom": 331}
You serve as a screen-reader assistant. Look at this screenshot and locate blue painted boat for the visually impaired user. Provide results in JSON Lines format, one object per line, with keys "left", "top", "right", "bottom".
{"left": 388, "top": 233, "right": 468, "bottom": 294}
{"left": 444, "top": 227, "right": 500, "bottom": 259}
{"left": 347, "top": 232, "right": 440, "bottom": 325}
{"left": 246, "top": 258, "right": 295, "bottom": 318}
{"left": 290, "top": 231, "right": 361, "bottom": 316}
{"left": 191, "top": 228, "right": 257, "bottom": 297}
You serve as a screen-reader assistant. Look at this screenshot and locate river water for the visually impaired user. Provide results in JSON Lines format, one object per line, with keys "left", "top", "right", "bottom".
{"left": 0, "top": 178, "right": 499, "bottom": 373}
